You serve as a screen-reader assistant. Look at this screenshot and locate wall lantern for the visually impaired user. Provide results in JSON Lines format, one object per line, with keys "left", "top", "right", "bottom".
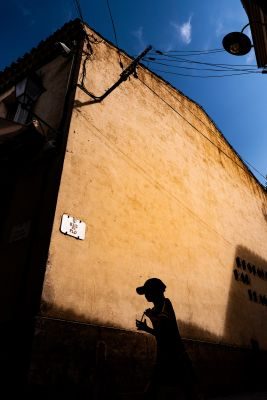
{"left": 14, "top": 74, "right": 44, "bottom": 125}
{"left": 16, "top": 74, "right": 44, "bottom": 106}
{"left": 222, "top": 21, "right": 267, "bottom": 56}
{"left": 222, "top": 31, "right": 252, "bottom": 56}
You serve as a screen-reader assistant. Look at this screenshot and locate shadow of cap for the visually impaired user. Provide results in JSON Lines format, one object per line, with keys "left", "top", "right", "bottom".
{"left": 136, "top": 278, "right": 166, "bottom": 295}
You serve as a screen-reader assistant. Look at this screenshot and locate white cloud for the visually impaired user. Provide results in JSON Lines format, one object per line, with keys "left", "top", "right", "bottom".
{"left": 180, "top": 17, "right": 192, "bottom": 44}
{"left": 171, "top": 16, "right": 192, "bottom": 45}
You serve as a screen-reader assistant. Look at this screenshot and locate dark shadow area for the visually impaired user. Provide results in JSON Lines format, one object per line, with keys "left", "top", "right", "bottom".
{"left": 0, "top": 132, "right": 55, "bottom": 392}
{"left": 0, "top": 124, "right": 77, "bottom": 394}
{"left": 28, "top": 312, "right": 156, "bottom": 400}
{"left": 3, "top": 245, "right": 267, "bottom": 398}
{"left": 27, "top": 289, "right": 264, "bottom": 399}
{"left": 0, "top": 43, "right": 81, "bottom": 395}
{"left": 1, "top": 239, "right": 265, "bottom": 400}
{"left": 222, "top": 245, "right": 267, "bottom": 394}
{"left": 224, "top": 246, "right": 267, "bottom": 345}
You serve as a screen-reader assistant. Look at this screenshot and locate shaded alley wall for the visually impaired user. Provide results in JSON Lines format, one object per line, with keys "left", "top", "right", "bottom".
{"left": 0, "top": 54, "right": 73, "bottom": 321}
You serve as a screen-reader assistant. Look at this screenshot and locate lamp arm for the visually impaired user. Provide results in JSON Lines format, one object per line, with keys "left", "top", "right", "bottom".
{"left": 241, "top": 22, "right": 250, "bottom": 33}
{"left": 241, "top": 21, "right": 267, "bottom": 33}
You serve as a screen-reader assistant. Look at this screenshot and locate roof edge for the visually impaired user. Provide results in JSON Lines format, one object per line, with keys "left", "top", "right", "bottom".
{"left": 0, "top": 19, "right": 85, "bottom": 93}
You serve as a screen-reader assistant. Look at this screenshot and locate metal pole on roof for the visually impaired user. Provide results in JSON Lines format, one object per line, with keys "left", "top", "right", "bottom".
{"left": 77, "top": 45, "right": 152, "bottom": 103}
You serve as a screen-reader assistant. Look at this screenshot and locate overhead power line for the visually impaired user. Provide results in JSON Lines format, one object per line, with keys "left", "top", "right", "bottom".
{"left": 138, "top": 77, "right": 266, "bottom": 183}
{"left": 133, "top": 48, "right": 226, "bottom": 59}
{"left": 142, "top": 50, "right": 261, "bottom": 78}
{"left": 106, "top": 0, "right": 123, "bottom": 68}
{"left": 146, "top": 53, "right": 259, "bottom": 69}
{"left": 149, "top": 68, "right": 260, "bottom": 78}
{"left": 154, "top": 49, "right": 225, "bottom": 56}
{"left": 143, "top": 59, "right": 258, "bottom": 73}
{"left": 148, "top": 77, "right": 266, "bottom": 182}
{"left": 156, "top": 47, "right": 224, "bottom": 53}
{"left": 77, "top": 111, "right": 257, "bottom": 247}
{"left": 73, "top": 0, "right": 84, "bottom": 22}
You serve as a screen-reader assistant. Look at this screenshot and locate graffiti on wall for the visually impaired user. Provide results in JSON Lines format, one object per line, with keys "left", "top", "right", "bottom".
{"left": 234, "top": 257, "right": 267, "bottom": 306}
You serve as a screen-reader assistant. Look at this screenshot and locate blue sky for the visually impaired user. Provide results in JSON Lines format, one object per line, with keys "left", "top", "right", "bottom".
{"left": 1, "top": 0, "right": 267, "bottom": 185}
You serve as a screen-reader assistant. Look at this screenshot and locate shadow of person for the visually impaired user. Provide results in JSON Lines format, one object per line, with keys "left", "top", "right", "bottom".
{"left": 136, "top": 278, "right": 203, "bottom": 400}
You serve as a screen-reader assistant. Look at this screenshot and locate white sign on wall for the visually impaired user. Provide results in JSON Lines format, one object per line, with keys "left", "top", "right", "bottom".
{"left": 60, "top": 214, "right": 86, "bottom": 240}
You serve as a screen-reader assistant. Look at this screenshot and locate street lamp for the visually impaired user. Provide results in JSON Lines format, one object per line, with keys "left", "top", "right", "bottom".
{"left": 222, "top": 31, "right": 252, "bottom": 56}
{"left": 222, "top": 21, "right": 267, "bottom": 57}
{"left": 222, "top": 23, "right": 253, "bottom": 56}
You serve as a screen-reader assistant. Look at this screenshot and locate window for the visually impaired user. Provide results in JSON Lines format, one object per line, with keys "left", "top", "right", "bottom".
{"left": 0, "top": 74, "right": 44, "bottom": 125}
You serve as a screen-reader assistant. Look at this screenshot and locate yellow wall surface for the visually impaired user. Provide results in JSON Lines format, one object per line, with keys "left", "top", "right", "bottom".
{"left": 41, "top": 27, "right": 267, "bottom": 349}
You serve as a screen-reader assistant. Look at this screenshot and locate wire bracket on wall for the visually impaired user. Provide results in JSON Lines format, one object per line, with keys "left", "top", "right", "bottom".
{"left": 77, "top": 45, "right": 152, "bottom": 104}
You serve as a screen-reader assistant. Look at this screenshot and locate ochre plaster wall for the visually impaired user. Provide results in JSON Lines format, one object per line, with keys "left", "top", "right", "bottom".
{"left": 41, "top": 27, "right": 267, "bottom": 349}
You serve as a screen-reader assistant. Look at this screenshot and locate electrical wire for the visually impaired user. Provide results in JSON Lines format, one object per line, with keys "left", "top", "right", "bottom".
{"left": 146, "top": 73, "right": 266, "bottom": 182}
{"left": 148, "top": 68, "right": 261, "bottom": 78}
{"left": 72, "top": 2, "right": 265, "bottom": 183}
{"left": 141, "top": 53, "right": 261, "bottom": 77}
{"left": 157, "top": 47, "right": 224, "bottom": 53}
{"left": 72, "top": 0, "right": 103, "bottom": 46}
{"left": 76, "top": 108, "right": 234, "bottom": 245}
{"left": 133, "top": 48, "right": 225, "bottom": 57}
{"left": 145, "top": 74, "right": 266, "bottom": 181}
{"left": 106, "top": 0, "right": 123, "bottom": 68}
{"left": 152, "top": 49, "right": 225, "bottom": 57}
{"left": 145, "top": 57, "right": 258, "bottom": 71}
{"left": 142, "top": 59, "right": 258, "bottom": 73}
{"left": 147, "top": 74, "right": 266, "bottom": 180}
{"left": 76, "top": 108, "right": 265, "bottom": 247}
{"left": 72, "top": 0, "right": 104, "bottom": 88}
{"left": 73, "top": 0, "right": 84, "bottom": 22}
{"left": 138, "top": 77, "right": 266, "bottom": 183}
{"left": 147, "top": 53, "right": 259, "bottom": 69}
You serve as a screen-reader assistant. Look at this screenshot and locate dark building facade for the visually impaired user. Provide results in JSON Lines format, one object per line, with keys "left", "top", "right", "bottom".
{"left": 242, "top": 0, "right": 267, "bottom": 67}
